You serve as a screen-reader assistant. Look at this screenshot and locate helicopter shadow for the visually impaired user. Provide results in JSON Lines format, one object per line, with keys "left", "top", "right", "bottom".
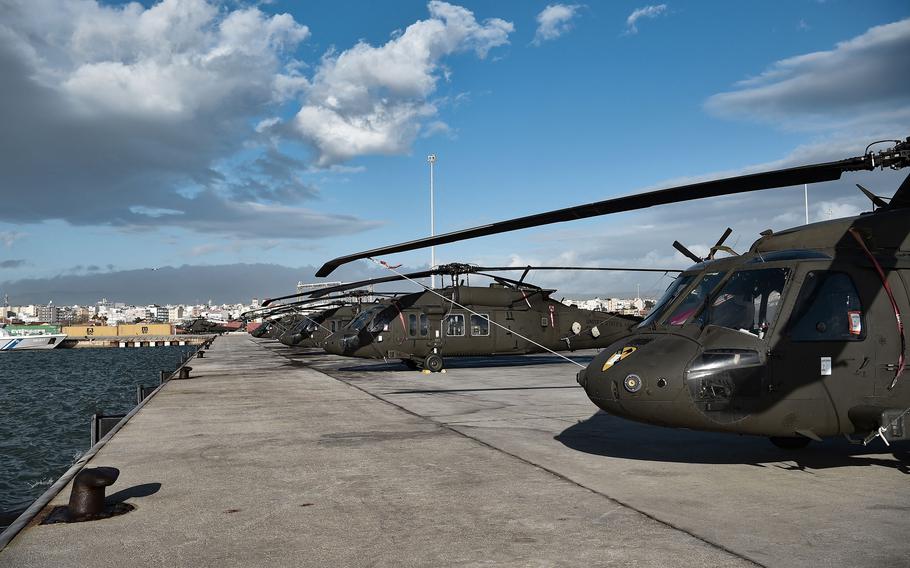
{"left": 336, "top": 354, "right": 596, "bottom": 373}
{"left": 556, "top": 411, "right": 910, "bottom": 472}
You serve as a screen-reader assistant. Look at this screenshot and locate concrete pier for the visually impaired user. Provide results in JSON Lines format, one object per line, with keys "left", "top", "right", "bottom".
{"left": 1, "top": 335, "right": 907, "bottom": 567}
{"left": 61, "top": 334, "right": 215, "bottom": 348}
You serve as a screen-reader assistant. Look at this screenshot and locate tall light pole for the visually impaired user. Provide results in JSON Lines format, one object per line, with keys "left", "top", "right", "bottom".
{"left": 427, "top": 153, "right": 437, "bottom": 288}
{"left": 804, "top": 184, "right": 809, "bottom": 224}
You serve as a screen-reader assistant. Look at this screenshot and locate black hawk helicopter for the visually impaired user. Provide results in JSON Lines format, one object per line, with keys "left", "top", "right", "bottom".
{"left": 264, "top": 263, "right": 677, "bottom": 372}
{"left": 315, "top": 138, "right": 910, "bottom": 447}
{"left": 179, "top": 317, "right": 232, "bottom": 335}
{"left": 244, "top": 290, "right": 393, "bottom": 348}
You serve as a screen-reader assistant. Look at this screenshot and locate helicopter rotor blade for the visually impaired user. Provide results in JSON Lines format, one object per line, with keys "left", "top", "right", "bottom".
{"left": 672, "top": 241, "right": 702, "bottom": 264}
{"left": 707, "top": 227, "right": 734, "bottom": 260}
{"left": 317, "top": 140, "right": 910, "bottom": 277}
{"left": 472, "top": 266, "right": 683, "bottom": 273}
{"left": 856, "top": 183, "right": 890, "bottom": 210}
{"left": 262, "top": 270, "right": 438, "bottom": 306}
{"left": 265, "top": 264, "right": 683, "bottom": 306}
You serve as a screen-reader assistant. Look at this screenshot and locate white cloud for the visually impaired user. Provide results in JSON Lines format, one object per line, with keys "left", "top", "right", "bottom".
{"left": 289, "top": 1, "right": 513, "bottom": 166}
{"left": 705, "top": 18, "right": 910, "bottom": 130}
{"left": 0, "top": 232, "right": 27, "bottom": 249}
{"left": 0, "top": 0, "right": 384, "bottom": 240}
{"left": 624, "top": 4, "right": 667, "bottom": 35}
{"left": 47, "top": 0, "right": 311, "bottom": 118}
{"left": 533, "top": 4, "right": 581, "bottom": 46}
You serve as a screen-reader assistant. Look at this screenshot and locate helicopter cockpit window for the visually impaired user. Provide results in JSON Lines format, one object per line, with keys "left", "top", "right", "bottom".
{"left": 470, "top": 314, "right": 490, "bottom": 336}
{"left": 445, "top": 314, "right": 465, "bottom": 336}
{"left": 408, "top": 313, "right": 429, "bottom": 337}
{"left": 706, "top": 267, "right": 789, "bottom": 338}
{"left": 637, "top": 274, "right": 694, "bottom": 328}
{"left": 665, "top": 272, "right": 725, "bottom": 326}
{"left": 789, "top": 271, "right": 864, "bottom": 341}
{"left": 348, "top": 306, "right": 383, "bottom": 333}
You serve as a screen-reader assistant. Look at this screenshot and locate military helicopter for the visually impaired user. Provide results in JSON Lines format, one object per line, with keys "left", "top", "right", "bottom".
{"left": 315, "top": 137, "right": 910, "bottom": 447}
{"left": 245, "top": 291, "right": 387, "bottom": 348}
{"left": 179, "top": 317, "right": 232, "bottom": 335}
{"left": 266, "top": 263, "right": 678, "bottom": 371}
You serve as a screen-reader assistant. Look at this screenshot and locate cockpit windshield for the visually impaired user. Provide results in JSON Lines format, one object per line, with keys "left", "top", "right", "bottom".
{"left": 665, "top": 272, "right": 725, "bottom": 326}
{"left": 705, "top": 267, "right": 789, "bottom": 339}
{"left": 637, "top": 274, "right": 694, "bottom": 329}
{"left": 347, "top": 306, "right": 384, "bottom": 332}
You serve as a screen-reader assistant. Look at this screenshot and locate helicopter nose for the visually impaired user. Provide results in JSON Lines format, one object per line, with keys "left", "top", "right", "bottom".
{"left": 325, "top": 334, "right": 359, "bottom": 356}
{"left": 323, "top": 336, "right": 343, "bottom": 355}
{"left": 583, "top": 334, "right": 701, "bottom": 422}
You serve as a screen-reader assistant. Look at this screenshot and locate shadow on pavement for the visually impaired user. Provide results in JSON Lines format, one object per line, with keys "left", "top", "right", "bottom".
{"left": 337, "top": 354, "right": 596, "bottom": 373}
{"left": 106, "top": 482, "right": 162, "bottom": 504}
{"left": 556, "top": 411, "right": 910, "bottom": 472}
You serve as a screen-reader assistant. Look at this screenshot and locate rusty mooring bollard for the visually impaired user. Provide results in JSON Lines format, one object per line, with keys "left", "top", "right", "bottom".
{"left": 178, "top": 366, "right": 192, "bottom": 379}
{"left": 68, "top": 467, "right": 119, "bottom": 521}
{"left": 196, "top": 350, "right": 205, "bottom": 358}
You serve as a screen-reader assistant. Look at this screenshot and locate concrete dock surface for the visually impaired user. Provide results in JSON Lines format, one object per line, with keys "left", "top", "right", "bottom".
{"left": 2, "top": 334, "right": 907, "bottom": 567}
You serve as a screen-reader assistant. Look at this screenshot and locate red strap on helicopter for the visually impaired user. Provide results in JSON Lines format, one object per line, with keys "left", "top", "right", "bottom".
{"left": 520, "top": 290, "right": 532, "bottom": 308}
{"left": 391, "top": 299, "right": 406, "bottom": 331}
{"left": 848, "top": 228, "right": 905, "bottom": 388}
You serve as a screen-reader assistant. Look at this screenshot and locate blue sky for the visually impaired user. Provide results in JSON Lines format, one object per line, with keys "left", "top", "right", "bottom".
{"left": 1, "top": 0, "right": 909, "bottom": 301}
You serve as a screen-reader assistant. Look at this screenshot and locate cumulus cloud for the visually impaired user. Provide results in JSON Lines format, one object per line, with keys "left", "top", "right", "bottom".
{"left": 533, "top": 4, "right": 581, "bottom": 45}
{"left": 0, "top": 232, "right": 26, "bottom": 249}
{"left": 0, "top": 0, "right": 380, "bottom": 239}
{"left": 624, "top": 4, "right": 667, "bottom": 35}
{"left": 287, "top": 1, "right": 513, "bottom": 165}
{"left": 705, "top": 18, "right": 910, "bottom": 129}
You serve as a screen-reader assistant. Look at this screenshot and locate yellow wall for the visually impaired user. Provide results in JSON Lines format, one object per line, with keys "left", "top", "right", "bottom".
{"left": 117, "top": 323, "right": 174, "bottom": 336}
{"left": 63, "top": 325, "right": 119, "bottom": 337}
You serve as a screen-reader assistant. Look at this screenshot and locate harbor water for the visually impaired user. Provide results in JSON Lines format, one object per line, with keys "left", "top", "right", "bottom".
{"left": 0, "top": 345, "right": 196, "bottom": 524}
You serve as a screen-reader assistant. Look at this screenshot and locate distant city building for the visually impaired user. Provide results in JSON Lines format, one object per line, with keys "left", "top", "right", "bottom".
{"left": 36, "top": 304, "right": 59, "bottom": 323}
{"left": 146, "top": 305, "right": 169, "bottom": 322}
{"left": 168, "top": 306, "right": 185, "bottom": 322}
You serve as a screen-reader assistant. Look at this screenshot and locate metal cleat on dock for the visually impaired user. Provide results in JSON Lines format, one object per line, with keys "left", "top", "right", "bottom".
{"left": 68, "top": 467, "right": 119, "bottom": 521}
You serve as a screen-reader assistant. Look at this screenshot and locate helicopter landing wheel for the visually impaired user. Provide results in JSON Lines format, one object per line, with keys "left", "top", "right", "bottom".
{"left": 401, "top": 359, "right": 420, "bottom": 371}
{"left": 769, "top": 436, "right": 811, "bottom": 450}
{"left": 424, "top": 354, "right": 444, "bottom": 373}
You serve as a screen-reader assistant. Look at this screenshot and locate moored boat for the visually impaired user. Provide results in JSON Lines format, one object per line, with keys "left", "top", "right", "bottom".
{"left": 0, "top": 325, "right": 67, "bottom": 350}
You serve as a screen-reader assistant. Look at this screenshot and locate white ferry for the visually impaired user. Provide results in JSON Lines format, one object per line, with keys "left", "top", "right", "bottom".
{"left": 0, "top": 325, "right": 67, "bottom": 350}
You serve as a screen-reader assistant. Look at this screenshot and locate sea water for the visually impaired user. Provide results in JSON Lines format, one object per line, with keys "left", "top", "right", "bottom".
{"left": 0, "top": 346, "right": 195, "bottom": 521}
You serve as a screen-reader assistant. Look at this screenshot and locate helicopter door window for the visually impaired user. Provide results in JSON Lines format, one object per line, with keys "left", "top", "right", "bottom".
{"left": 445, "top": 314, "right": 465, "bottom": 336}
{"left": 470, "top": 314, "right": 490, "bottom": 336}
{"left": 665, "top": 272, "right": 725, "bottom": 326}
{"left": 408, "top": 314, "right": 430, "bottom": 337}
{"left": 705, "top": 268, "right": 789, "bottom": 337}
{"left": 788, "top": 271, "right": 864, "bottom": 341}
